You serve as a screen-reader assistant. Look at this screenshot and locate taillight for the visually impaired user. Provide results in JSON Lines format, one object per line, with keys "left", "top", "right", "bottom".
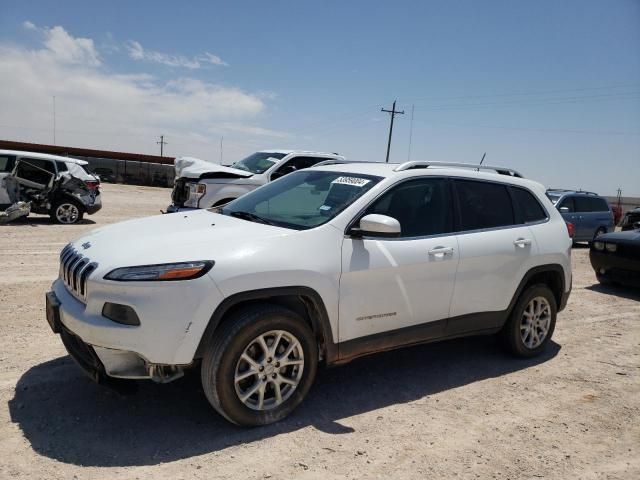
{"left": 85, "top": 181, "right": 100, "bottom": 190}
{"left": 566, "top": 222, "right": 574, "bottom": 238}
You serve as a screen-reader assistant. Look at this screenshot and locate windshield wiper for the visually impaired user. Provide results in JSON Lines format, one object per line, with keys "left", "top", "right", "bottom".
{"left": 229, "top": 211, "right": 275, "bottom": 225}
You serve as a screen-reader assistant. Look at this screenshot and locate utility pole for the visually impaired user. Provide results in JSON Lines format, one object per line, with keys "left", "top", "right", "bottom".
{"left": 381, "top": 100, "right": 404, "bottom": 163}
{"left": 52, "top": 96, "right": 56, "bottom": 145}
{"left": 157, "top": 135, "right": 167, "bottom": 158}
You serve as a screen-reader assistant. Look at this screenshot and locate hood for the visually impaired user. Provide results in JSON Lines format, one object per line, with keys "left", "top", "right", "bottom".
{"left": 174, "top": 156, "right": 253, "bottom": 180}
{"left": 598, "top": 229, "right": 640, "bottom": 244}
{"left": 71, "top": 209, "right": 290, "bottom": 271}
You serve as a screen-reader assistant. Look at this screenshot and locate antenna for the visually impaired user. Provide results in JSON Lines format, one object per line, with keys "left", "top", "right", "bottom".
{"left": 407, "top": 104, "right": 415, "bottom": 161}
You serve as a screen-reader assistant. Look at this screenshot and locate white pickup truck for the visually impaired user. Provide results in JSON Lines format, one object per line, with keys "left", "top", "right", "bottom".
{"left": 166, "top": 150, "right": 344, "bottom": 212}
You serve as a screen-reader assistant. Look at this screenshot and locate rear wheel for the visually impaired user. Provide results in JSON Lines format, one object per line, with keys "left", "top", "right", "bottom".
{"left": 502, "top": 284, "right": 557, "bottom": 357}
{"left": 50, "top": 200, "right": 84, "bottom": 225}
{"left": 200, "top": 304, "right": 318, "bottom": 426}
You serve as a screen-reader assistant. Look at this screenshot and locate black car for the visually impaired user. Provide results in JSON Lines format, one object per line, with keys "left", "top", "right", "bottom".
{"left": 590, "top": 228, "right": 640, "bottom": 287}
{"left": 620, "top": 207, "right": 640, "bottom": 231}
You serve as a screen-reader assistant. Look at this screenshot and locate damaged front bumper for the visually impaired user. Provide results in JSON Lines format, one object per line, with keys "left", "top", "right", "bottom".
{"left": 45, "top": 288, "right": 185, "bottom": 384}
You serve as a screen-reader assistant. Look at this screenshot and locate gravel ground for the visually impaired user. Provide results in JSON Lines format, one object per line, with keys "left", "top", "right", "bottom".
{"left": 0, "top": 183, "right": 638, "bottom": 480}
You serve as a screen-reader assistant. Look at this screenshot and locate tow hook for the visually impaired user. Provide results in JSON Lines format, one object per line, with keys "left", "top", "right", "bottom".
{"left": 149, "top": 364, "right": 184, "bottom": 383}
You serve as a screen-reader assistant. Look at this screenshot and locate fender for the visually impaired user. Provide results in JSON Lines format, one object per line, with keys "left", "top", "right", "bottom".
{"left": 507, "top": 263, "right": 569, "bottom": 314}
{"left": 195, "top": 286, "right": 339, "bottom": 364}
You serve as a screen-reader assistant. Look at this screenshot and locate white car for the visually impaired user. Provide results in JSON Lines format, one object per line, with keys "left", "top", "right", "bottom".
{"left": 166, "top": 150, "right": 345, "bottom": 212}
{"left": 46, "top": 161, "right": 572, "bottom": 426}
{"left": 0, "top": 150, "right": 102, "bottom": 224}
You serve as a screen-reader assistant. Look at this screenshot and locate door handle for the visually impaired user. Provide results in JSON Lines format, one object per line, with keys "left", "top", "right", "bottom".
{"left": 514, "top": 238, "right": 532, "bottom": 247}
{"left": 428, "top": 246, "right": 454, "bottom": 256}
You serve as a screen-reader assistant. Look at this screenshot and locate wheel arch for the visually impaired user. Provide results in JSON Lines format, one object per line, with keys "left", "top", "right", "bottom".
{"left": 508, "top": 264, "right": 568, "bottom": 316}
{"left": 195, "top": 286, "right": 338, "bottom": 364}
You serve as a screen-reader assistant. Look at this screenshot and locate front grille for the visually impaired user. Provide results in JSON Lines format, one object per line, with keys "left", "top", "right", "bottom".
{"left": 59, "top": 244, "right": 97, "bottom": 302}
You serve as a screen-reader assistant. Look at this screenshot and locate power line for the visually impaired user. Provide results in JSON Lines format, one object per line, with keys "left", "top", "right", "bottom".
{"left": 157, "top": 134, "right": 167, "bottom": 157}
{"left": 381, "top": 100, "right": 404, "bottom": 163}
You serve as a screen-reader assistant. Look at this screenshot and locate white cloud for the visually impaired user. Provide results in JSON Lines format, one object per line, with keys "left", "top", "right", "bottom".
{"left": 126, "top": 40, "right": 227, "bottom": 69}
{"left": 23, "top": 21, "right": 101, "bottom": 66}
{"left": 0, "top": 24, "right": 285, "bottom": 160}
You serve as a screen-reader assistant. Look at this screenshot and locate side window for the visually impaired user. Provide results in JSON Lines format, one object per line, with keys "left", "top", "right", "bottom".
{"left": 589, "top": 197, "right": 609, "bottom": 212}
{"left": 558, "top": 197, "right": 574, "bottom": 212}
{"left": 15, "top": 158, "right": 55, "bottom": 184}
{"left": 511, "top": 187, "right": 547, "bottom": 223}
{"left": 573, "top": 196, "right": 591, "bottom": 213}
{"left": 0, "top": 155, "right": 16, "bottom": 172}
{"left": 272, "top": 156, "right": 325, "bottom": 180}
{"left": 364, "top": 178, "right": 453, "bottom": 237}
{"left": 55, "top": 161, "right": 68, "bottom": 172}
{"left": 454, "top": 180, "right": 515, "bottom": 231}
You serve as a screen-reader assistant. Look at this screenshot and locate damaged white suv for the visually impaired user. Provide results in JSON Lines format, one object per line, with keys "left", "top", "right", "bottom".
{"left": 46, "top": 161, "right": 572, "bottom": 426}
{"left": 166, "top": 150, "right": 344, "bottom": 212}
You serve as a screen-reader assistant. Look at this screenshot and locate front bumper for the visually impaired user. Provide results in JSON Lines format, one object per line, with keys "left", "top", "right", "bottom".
{"left": 590, "top": 250, "right": 640, "bottom": 287}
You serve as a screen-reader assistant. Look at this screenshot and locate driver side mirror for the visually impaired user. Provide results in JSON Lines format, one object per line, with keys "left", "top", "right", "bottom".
{"left": 350, "top": 214, "right": 401, "bottom": 238}
{"left": 271, "top": 165, "right": 296, "bottom": 180}
{"left": 559, "top": 207, "right": 570, "bottom": 213}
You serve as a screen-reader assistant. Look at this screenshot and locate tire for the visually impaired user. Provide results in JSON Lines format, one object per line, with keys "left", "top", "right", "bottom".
{"left": 200, "top": 303, "right": 318, "bottom": 426}
{"left": 501, "top": 284, "right": 557, "bottom": 358}
{"left": 50, "top": 199, "right": 84, "bottom": 225}
{"left": 593, "top": 227, "right": 606, "bottom": 240}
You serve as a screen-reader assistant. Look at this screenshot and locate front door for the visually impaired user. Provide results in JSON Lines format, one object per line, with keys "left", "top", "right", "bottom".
{"left": 339, "top": 177, "right": 459, "bottom": 343}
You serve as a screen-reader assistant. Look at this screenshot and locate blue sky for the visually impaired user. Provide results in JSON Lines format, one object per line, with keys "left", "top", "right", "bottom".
{"left": 0, "top": 0, "right": 638, "bottom": 195}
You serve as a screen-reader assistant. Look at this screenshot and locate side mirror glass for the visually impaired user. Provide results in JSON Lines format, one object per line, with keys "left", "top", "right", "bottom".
{"left": 352, "top": 214, "right": 401, "bottom": 237}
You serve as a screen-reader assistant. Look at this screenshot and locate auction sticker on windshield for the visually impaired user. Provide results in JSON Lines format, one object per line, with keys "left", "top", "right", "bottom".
{"left": 331, "top": 176, "right": 371, "bottom": 187}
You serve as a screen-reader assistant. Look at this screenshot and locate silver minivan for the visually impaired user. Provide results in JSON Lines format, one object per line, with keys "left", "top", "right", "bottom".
{"left": 546, "top": 189, "right": 614, "bottom": 242}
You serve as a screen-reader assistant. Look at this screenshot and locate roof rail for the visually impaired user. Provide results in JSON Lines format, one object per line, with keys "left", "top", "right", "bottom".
{"left": 314, "top": 159, "right": 372, "bottom": 167}
{"left": 393, "top": 161, "right": 524, "bottom": 178}
{"left": 547, "top": 188, "right": 600, "bottom": 196}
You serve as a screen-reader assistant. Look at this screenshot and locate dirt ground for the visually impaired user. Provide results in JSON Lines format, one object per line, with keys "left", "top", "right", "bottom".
{"left": 0, "top": 183, "right": 638, "bottom": 480}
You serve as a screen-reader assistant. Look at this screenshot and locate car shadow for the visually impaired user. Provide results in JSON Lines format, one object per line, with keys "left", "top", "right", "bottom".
{"left": 0, "top": 216, "right": 96, "bottom": 227}
{"left": 9, "top": 336, "right": 560, "bottom": 467}
{"left": 585, "top": 283, "right": 640, "bottom": 301}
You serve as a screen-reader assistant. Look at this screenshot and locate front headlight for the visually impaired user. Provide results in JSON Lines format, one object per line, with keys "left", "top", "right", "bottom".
{"left": 605, "top": 243, "right": 617, "bottom": 253}
{"left": 593, "top": 241, "right": 604, "bottom": 251}
{"left": 104, "top": 261, "right": 214, "bottom": 281}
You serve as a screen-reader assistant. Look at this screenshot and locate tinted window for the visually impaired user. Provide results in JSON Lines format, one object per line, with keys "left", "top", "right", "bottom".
{"left": 574, "top": 196, "right": 592, "bottom": 213}
{"left": 588, "top": 197, "right": 609, "bottom": 212}
{"left": 55, "top": 160, "right": 68, "bottom": 172}
{"left": 455, "top": 180, "right": 514, "bottom": 230}
{"left": 231, "top": 152, "right": 287, "bottom": 174}
{"left": 0, "top": 155, "right": 15, "bottom": 172}
{"left": 365, "top": 178, "right": 452, "bottom": 237}
{"left": 558, "top": 197, "right": 574, "bottom": 212}
{"left": 512, "top": 187, "right": 547, "bottom": 223}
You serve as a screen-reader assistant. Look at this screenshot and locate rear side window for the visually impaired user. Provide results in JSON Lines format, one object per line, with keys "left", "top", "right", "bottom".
{"left": 454, "top": 180, "right": 515, "bottom": 231}
{"left": 0, "top": 155, "right": 15, "bottom": 172}
{"left": 511, "top": 187, "right": 547, "bottom": 223}
{"left": 55, "top": 161, "right": 68, "bottom": 172}
{"left": 588, "top": 197, "right": 609, "bottom": 212}
{"left": 574, "top": 196, "right": 595, "bottom": 212}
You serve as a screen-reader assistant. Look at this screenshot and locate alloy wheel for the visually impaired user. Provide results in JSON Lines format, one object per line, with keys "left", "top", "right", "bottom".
{"left": 520, "top": 296, "right": 551, "bottom": 349}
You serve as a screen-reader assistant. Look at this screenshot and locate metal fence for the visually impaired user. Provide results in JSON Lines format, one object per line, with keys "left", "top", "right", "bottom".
{"left": 70, "top": 155, "right": 175, "bottom": 188}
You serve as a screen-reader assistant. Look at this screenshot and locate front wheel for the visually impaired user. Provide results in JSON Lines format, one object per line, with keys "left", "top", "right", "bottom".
{"left": 501, "top": 284, "right": 557, "bottom": 357}
{"left": 200, "top": 304, "right": 318, "bottom": 426}
{"left": 50, "top": 200, "right": 84, "bottom": 224}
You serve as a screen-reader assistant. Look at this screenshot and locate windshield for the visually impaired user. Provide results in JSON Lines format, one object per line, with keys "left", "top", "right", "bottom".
{"left": 218, "top": 170, "right": 382, "bottom": 230}
{"left": 231, "top": 152, "right": 287, "bottom": 174}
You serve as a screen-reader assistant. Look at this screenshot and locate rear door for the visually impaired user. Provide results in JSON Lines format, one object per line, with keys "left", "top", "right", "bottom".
{"left": 0, "top": 154, "right": 16, "bottom": 207}
{"left": 12, "top": 158, "right": 57, "bottom": 189}
{"left": 448, "top": 179, "right": 539, "bottom": 332}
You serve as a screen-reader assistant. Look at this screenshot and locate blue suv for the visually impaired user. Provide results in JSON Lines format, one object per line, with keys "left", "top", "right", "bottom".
{"left": 546, "top": 189, "right": 614, "bottom": 242}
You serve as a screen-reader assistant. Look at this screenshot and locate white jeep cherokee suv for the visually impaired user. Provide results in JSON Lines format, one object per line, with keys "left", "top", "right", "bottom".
{"left": 46, "top": 161, "right": 572, "bottom": 426}
{"left": 166, "top": 149, "right": 345, "bottom": 212}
